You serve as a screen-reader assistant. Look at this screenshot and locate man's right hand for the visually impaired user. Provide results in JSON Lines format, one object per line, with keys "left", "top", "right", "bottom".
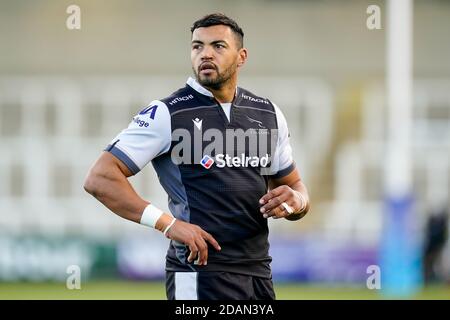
{"left": 165, "top": 219, "right": 221, "bottom": 266}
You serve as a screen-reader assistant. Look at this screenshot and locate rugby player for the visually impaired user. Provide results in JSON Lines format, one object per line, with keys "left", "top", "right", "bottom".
{"left": 84, "top": 13, "right": 310, "bottom": 300}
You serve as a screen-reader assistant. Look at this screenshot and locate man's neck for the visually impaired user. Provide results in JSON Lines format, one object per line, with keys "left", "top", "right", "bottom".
{"left": 205, "top": 80, "right": 237, "bottom": 103}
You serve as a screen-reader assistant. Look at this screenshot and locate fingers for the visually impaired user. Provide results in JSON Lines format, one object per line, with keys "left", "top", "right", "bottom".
{"left": 263, "top": 202, "right": 286, "bottom": 219}
{"left": 195, "top": 237, "right": 208, "bottom": 265}
{"left": 259, "top": 186, "right": 285, "bottom": 205}
{"left": 260, "top": 186, "right": 304, "bottom": 219}
{"left": 187, "top": 243, "right": 198, "bottom": 263}
{"left": 270, "top": 204, "right": 291, "bottom": 219}
{"left": 260, "top": 193, "right": 288, "bottom": 216}
{"left": 202, "top": 230, "right": 221, "bottom": 251}
{"left": 187, "top": 229, "right": 221, "bottom": 266}
{"left": 169, "top": 220, "right": 221, "bottom": 266}
{"left": 195, "top": 231, "right": 222, "bottom": 265}
{"left": 187, "top": 237, "right": 207, "bottom": 265}
{"left": 263, "top": 197, "right": 297, "bottom": 219}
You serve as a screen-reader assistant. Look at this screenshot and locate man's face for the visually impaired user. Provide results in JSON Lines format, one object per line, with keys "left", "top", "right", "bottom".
{"left": 191, "top": 25, "right": 246, "bottom": 90}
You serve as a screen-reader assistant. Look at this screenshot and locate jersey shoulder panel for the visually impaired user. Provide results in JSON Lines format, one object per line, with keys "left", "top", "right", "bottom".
{"left": 234, "top": 87, "right": 275, "bottom": 113}
{"left": 105, "top": 99, "right": 171, "bottom": 174}
{"left": 160, "top": 85, "right": 215, "bottom": 115}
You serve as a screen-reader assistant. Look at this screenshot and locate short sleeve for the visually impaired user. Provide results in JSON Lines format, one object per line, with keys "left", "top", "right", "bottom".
{"left": 269, "top": 102, "right": 296, "bottom": 178}
{"left": 105, "top": 100, "right": 171, "bottom": 175}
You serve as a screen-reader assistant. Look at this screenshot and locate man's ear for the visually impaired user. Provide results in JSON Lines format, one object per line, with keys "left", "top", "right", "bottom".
{"left": 238, "top": 48, "right": 248, "bottom": 67}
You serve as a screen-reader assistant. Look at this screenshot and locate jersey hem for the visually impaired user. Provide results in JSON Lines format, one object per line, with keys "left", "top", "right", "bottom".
{"left": 165, "top": 262, "right": 272, "bottom": 279}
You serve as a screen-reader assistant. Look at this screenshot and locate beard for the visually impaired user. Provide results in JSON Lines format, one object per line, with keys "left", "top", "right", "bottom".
{"left": 193, "top": 63, "right": 237, "bottom": 90}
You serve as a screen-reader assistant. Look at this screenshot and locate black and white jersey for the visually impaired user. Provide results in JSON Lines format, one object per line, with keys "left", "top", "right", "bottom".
{"left": 105, "top": 77, "right": 295, "bottom": 278}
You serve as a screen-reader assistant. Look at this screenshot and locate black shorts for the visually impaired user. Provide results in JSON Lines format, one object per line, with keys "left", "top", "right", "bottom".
{"left": 166, "top": 271, "right": 276, "bottom": 300}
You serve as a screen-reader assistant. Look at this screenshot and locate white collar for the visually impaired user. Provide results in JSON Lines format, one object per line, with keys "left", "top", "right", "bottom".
{"left": 186, "top": 77, "right": 239, "bottom": 100}
{"left": 186, "top": 77, "right": 214, "bottom": 97}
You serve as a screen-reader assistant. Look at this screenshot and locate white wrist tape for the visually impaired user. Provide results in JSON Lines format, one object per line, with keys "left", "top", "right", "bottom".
{"left": 295, "top": 192, "right": 307, "bottom": 212}
{"left": 140, "top": 204, "right": 164, "bottom": 228}
{"left": 163, "top": 218, "right": 177, "bottom": 238}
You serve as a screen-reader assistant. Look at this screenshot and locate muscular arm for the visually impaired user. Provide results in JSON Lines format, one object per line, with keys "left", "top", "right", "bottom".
{"left": 261, "top": 102, "right": 309, "bottom": 221}
{"left": 83, "top": 151, "right": 220, "bottom": 265}
{"left": 260, "top": 168, "right": 311, "bottom": 221}
{"left": 83, "top": 151, "right": 172, "bottom": 230}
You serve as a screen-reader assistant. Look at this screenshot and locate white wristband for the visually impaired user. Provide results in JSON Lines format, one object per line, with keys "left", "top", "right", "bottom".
{"left": 295, "top": 192, "right": 307, "bottom": 212}
{"left": 163, "top": 218, "right": 177, "bottom": 238}
{"left": 140, "top": 204, "right": 164, "bottom": 228}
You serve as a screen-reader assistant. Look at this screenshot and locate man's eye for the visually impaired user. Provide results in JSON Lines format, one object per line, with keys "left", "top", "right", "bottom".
{"left": 192, "top": 45, "right": 201, "bottom": 50}
{"left": 215, "top": 44, "right": 225, "bottom": 49}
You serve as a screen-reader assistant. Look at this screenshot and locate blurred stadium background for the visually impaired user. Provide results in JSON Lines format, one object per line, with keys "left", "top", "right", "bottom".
{"left": 0, "top": 0, "right": 449, "bottom": 299}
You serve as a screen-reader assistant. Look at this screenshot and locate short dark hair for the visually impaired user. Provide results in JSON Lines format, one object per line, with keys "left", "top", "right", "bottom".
{"left": 191, "top": 13, "right": 244, "bottom": 48}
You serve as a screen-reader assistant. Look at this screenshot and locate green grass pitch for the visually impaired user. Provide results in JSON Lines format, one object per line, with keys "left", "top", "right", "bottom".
{"left": 0, "top": 281, "right": 449, "bottom": 300}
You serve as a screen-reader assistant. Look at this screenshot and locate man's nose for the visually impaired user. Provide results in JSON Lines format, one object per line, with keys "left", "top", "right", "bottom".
{"left": 200, "top": 46, "right": 214, "bottom": 60}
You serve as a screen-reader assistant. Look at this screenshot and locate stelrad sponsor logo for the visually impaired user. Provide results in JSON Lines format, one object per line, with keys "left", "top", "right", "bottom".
{"left": 200, "top": 153, "right": 270, "bottom": 169}
{"left": 200, "top": 155, "right": 214, "bottom": 169}
{"left": 171, "top": 126, "right": 278, "bottom": 170}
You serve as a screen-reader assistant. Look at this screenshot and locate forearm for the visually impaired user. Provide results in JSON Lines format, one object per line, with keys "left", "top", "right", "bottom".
{"left": 86, "top": 171, "right": 175, "bottom": 232}
{"left": 84, "top": 168, "right": 149, "bottom": 224}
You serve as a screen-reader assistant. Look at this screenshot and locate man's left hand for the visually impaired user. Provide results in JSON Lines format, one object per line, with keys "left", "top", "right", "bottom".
{"left": 259, "top": 185, "right": 306, "bottom": 219}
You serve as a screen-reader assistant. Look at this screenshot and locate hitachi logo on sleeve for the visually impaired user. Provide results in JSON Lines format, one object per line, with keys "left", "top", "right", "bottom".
{"left": 169, "top": 94, "right": 194, "bottom": 106}
{"left": 241, "top": 93, "right": 269, "bottom": 105}
{"left": 214, "top": 154, "right": 270, "bottom": 168}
